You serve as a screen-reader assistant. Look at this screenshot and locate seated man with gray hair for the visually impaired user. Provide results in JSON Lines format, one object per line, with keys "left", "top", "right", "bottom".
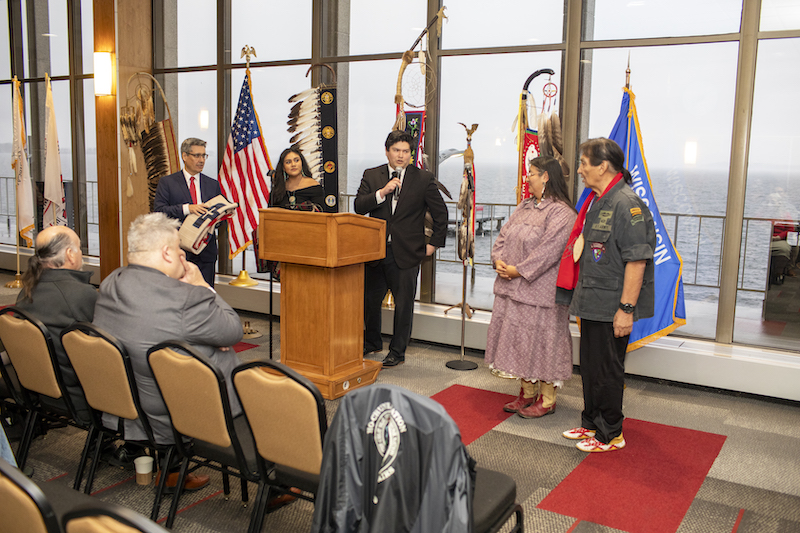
{"left": 93, "top": 212, "right": 243, "bottom": 491}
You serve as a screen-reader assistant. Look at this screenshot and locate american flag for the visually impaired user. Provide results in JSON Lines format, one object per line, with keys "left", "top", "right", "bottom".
{"left": 219, "top": 72, "right": 272, "bottom": 258}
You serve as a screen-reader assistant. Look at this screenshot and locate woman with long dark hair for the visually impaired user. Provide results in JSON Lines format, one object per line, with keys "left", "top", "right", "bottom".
{"left": 270, "top": 147, "right": 324, "bottom": 210}
{"left": 486, "top": 156, "right": 577, "bottom": 419}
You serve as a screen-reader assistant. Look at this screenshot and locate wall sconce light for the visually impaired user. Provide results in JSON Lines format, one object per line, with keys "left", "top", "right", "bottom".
{"left": 93, "top": 52, "right": 115, "bottom": 96}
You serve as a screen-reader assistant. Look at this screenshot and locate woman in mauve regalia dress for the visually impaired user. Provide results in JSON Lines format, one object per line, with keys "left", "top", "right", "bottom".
{"left": 485, "top": 156, "right": 576, "bottom": 418}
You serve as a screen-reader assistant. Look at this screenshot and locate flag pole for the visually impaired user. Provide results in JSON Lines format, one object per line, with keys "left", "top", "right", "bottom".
{"left": 625, "top": 52, "right": 631, "bottom": 90}
{"left": 47, "top": 73, "right": 56, "bottom": 229}
{"left": 6, "top": 77, "right": 24, "bottom": 289}
{"left": 5, "top": 179, "right": 23, "bottom": 289}
{"left": 228, "top": 46, "right": 259, "bottom": 289}
{"left": 625, "top": 61, "right": 633, "bottom": 164}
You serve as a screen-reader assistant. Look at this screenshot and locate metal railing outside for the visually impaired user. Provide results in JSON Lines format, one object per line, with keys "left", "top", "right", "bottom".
{"left": 0, "top": 183, "right": 778, "bottom": 300}
{"left": 0, "top": 176, "right": 100, "bottom": 254}
{"left": 340, "top": 193, "right": 777, "bottom": 298}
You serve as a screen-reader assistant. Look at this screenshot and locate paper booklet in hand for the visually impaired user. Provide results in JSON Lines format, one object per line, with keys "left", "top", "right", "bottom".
{"left": 179, "top": 195, "right": 238, "bottom": 254}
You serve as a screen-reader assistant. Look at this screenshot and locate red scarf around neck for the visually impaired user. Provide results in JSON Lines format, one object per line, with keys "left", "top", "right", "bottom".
{"left": 556, "top": 172, "right": 625, "bottom": 291}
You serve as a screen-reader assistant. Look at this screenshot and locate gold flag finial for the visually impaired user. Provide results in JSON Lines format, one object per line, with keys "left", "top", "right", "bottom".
{"left": 625, "top": 52, "right": 631, "bottom": 89}
{"left": 241, "top": 45, "right": 257, "bottom": 70}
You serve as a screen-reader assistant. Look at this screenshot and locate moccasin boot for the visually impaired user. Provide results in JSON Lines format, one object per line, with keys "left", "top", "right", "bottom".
{"left": 503, "top": 384, "right": 535, "bottom": 413}
{"left": 521, "top": 379, "right": 540, "bottom": 401}
{"left": 540, "top": 381, "right": 557, "bottom": 409}
{"left": 518, "top": 390, "right": 556, "bottom": 419}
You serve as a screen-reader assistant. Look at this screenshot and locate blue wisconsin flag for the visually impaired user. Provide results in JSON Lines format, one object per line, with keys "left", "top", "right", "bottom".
{"left": 608, "top": 87, "right": 686, "bottom": 350}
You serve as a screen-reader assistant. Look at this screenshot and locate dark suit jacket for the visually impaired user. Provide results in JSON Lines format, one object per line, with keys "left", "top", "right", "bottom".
{"left": 15, "top": 269, "right": 97, "bottom": 425}
{"left": 153, "top": 170, "right": 222, "bottom": 263}
{"left": 354, "top": 164, "right": 447, "bottom": 269}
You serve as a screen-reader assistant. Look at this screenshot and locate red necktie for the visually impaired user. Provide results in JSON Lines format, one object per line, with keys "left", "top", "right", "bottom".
{"left": 189, "top": 176, "right": 198, "bottom": 204}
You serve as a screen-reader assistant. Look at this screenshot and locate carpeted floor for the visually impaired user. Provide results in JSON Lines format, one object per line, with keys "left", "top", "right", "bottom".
{"left": 2, "top": 271, "right": 800, "bottom": 532}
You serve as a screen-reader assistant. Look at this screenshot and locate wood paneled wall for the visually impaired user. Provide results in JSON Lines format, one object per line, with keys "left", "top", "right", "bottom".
{"left": 94, "top": 0, "right": 153, "bottom": 279}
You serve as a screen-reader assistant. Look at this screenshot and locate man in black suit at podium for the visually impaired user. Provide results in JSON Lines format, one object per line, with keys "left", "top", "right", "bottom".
{"left": 355, "top": 131, "right": 448, "bottom": 367}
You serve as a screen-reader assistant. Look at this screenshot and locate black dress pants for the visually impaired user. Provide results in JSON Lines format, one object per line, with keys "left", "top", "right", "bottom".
{"left": 187, "top": 253, "right": 215, "bottom": 287}
{"left": 364, "top": 244, "right": 419, "bottom": 359}
{"left": 579, "top": 319, "right": 629, "bottom": 443}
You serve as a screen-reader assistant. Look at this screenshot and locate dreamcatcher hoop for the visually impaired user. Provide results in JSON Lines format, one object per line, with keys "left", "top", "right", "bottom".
{"left": 542, "top": 80, "right": 558, "bottom": 113}
{"left": 401, "top": 58, "right": 436, "bottom": 109}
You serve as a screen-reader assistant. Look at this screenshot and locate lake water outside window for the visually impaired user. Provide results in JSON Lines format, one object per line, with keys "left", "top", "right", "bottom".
{"left": 737, "top": 37, "right": 800, "bottom": 351}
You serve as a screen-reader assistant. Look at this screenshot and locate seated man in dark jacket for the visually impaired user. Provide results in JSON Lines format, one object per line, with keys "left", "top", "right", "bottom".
{"left": 15, "top": 226, "right": 97, "bottom": 425}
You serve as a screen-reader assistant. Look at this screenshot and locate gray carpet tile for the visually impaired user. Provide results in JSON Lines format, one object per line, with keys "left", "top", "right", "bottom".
{"left": 675, "top": 499, "right": 740, "bottom": 533}
{"left": 467, "top": 429, "right": 584, "bottom": 501}
{"left": 704, "top": 425, "right": 800, "bottom": 496}
{"left": 620, "top": 394, "right": 731, "bottom": 436}
{"left": 5, "top": 271, "right": 800, "bottom": 533}
{"left": 631, "top": 378, "right": 762, "bottom": 412}
{"left": 695, "top": 477, "right": 800, "bottom": 522}
{"left": 775, "top": 518, "right": 800, "bottom": 533}
{"left": 518, "top": 487, "right": 581, "bottom": 533}
{"left": 572, "top": 520, "right": 630, "bottom": 532}
{"left": 720, "top": 397, "right": 800, "bottom": 438}
{"left": 492, "top": 391, "right": 589, "bottom": 449}
{"left": 736, "top": 511, "right": 791, "bottom": 533}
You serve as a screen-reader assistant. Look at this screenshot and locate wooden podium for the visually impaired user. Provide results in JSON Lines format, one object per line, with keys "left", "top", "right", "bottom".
{"left": 258, "top": 210, "right": 385, "bottom": 399}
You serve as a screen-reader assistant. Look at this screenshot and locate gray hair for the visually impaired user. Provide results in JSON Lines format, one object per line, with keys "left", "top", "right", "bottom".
{"left": 181, "top": 138, "right": 207, "bottom": 154}
{"left": 21, "top": 231, "right": 77, "bottom": 299}
{"left": 127, "top": 213, "right": 181, "bottom": 256}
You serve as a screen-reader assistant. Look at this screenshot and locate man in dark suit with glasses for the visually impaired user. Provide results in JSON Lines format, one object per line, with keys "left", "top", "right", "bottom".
{"left": 154, "top": 137, "right": 222, "bottom": 286}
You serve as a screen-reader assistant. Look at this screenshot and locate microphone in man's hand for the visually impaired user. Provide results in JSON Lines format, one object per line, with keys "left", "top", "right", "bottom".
{"left": 393, "top": 168, "right": 402, "bottom": 200}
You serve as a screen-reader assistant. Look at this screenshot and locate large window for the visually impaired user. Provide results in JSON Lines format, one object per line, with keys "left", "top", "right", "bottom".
{"left": 443, "top": 1, "right": 565, "bottom": 49}
{"left": 736, "top": 37, "right": 800, "bottom": 350}
{"left": 586, "top": 0, "right": 743, "bottom": 40}
{"left": 231, "top": 1, "right": 312, "bottom": 62}
{"left": 347, "top": 0, "right": 426, "bottom": 55}
{"left": 5, "top": 0, "right": 799, "bottom": 353}
{"left": 581, "top": 43, "right": 739, "bottom": 340}
{"left": 435, "top": 51, "right": 563, "bottom": 308}
{"left": 148, "top": 0, "right": 800, "bottom": 352}
{"left": 1, "top": 0, "right": 96, "bottom": 254}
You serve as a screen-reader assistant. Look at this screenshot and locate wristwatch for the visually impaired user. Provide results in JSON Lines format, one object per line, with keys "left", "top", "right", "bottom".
{"left": 619, "top": 303, "right": 635, "bottom": 314}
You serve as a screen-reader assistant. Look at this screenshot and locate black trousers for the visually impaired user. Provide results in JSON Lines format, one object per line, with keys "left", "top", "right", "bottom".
{"left": 364, "top": 244, "right": 419, "bottom": 359}
{"left": 187, "top": 253, "right": 216, "bottom": 287}
{"left": 579, "top": 319, "right": 629, "bottom": 443}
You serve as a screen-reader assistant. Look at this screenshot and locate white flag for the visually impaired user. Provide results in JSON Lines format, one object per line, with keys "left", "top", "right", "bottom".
{"left": 12, "top": 77, "right": 35, "bottom": 247}
{"left": 43, "top": 74, "right": 67, "bottom": 227}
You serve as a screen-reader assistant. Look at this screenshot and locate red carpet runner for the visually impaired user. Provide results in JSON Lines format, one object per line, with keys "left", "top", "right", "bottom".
{"left": 431, "top": 384, "right": 516, "bottom": 445}
{"left": 232, "top": 342, "right": 258, "bottom": 353}
{"left": 538, "top": 418, "right": 726, "bottom": 533}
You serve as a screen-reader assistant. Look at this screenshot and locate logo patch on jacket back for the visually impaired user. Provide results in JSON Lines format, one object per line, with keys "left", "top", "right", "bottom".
{"left": 366, "top": 402, "right": 408, "bottom": 484}
{"left": 591, "top": 242, "right": 605, "bottom": 262}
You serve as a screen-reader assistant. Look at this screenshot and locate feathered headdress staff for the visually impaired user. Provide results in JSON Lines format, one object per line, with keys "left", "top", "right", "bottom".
{"left": 457, "top": 123, "right": 478, "bottom": 262}
{"left": 515, "top": 69, "right": 554, "bottom": 204}
{"left": 284, "top": 64, "right": 340, "bottom": 210}
{"left": 537, "top": 78, "right": 569, "bottom": 182}
{"left": 120, "top": 72, "right": 180, "bottom": 210}
{"left": 392, "top": 6, "right": 447, "bottom": 132}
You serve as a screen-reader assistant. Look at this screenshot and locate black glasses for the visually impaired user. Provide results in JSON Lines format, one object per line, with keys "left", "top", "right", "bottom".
{"left": 186, "top": 152, "right": 209, "bottom": 160}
